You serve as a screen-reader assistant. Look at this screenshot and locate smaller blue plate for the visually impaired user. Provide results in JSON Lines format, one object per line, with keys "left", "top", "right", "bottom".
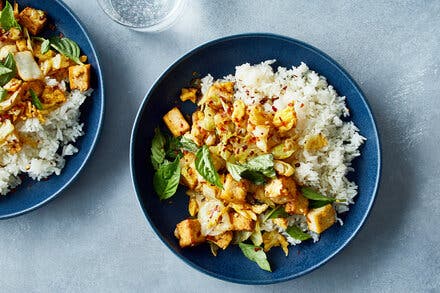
{"left": 0, "top": 0, "right": 104, "bottom": 219}
{"left": 130, "top": 33, "right": 381, "bottom": 284}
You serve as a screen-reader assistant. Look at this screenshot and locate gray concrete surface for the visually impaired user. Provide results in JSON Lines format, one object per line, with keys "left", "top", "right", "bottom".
{"left": 1, "top": 0, "right": 439, "bottom": 292}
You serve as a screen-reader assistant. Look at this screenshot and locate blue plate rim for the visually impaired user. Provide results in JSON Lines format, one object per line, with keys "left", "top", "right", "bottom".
{"left": 130, "top": 32, "right": 382, "bottom": 284}
{"left": 0, "top": 0, "right": 105, "bottom": 219}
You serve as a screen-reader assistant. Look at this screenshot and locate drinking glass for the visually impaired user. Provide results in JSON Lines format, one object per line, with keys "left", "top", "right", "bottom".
{"left": 97, "top": 0, "right": 187, "bottom": 32}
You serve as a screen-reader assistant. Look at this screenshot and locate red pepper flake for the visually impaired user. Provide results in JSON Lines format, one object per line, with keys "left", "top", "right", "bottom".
{"left": 272, "top": 106, "right": 278, "bottom": 112}
{"left": 254, "top": 247, "right": 261, "bottom": 252}
{"left": 288, "top": 103, "right": 293, "bottom": 107}
{"left": 282, "top": 86, "right": 287, "bottom": 90}
{"left": 295, "top": 163, "right": 300, "bottom": 167}
{"left": 243, "top": 145, "right": 248, "bottom": 151}
{"left": 300, "top": 103, "right": 304, "bottom": 108}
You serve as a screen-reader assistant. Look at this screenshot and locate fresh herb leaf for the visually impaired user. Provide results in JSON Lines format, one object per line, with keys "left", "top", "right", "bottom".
{"left": 29, "top": 89, "right": 43, "bottom": 110}
{"left": 226, "top": 162, "right": 247, "bottom": 181}
{"left": 238, "top": 243, "right": 271, "bottom": 272}
{"left": 309, "top": 200, "right": 330, "bottom": 209}
{"left": 153, "top": 156, "right": 181, "bottom": 200}
{"left": 286, "top": 225, "right": 312, "bottom": 241}
{"left": 0, "top": 1, "right": 21, "bottom": 31}
{"left": 151, "top": 128, "right": 166, "bottom": 170}
{"left": 195, "top": 145, "right": 223, "bottom": 188}
{"left": 165, "top": 135, "right": 182, "bottom": 159}
{"left": 241, "top": 170, "right": 267, "bottom": 185}
{"left": 50, "top": 37, "right": 83, "bottom": 65}
{"left": 226, "top": 154, "right": 276, "bottom": 185}
{"left": 246, "top": 154, "right": 276, "bottom": 178}
{"left": 0, "top": 87, "right": 7, "bottom": 101}
{"left": 0, "top": 53, "right": 16, "bottom": 86}
{"left": 41, "top": 39, "right": 50, "bottom": 55}
{"left": 263, "top": 206, "right": 289, "bottom": 222}
{"left": 180, "top": 136, "right": 199, "bottom": 152}
{"left": 301, "top": 187, "right": 335, "bottom": 203}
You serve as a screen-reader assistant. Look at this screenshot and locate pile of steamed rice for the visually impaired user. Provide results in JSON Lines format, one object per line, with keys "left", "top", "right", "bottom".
{"left": 200, "top": 60, "right": 365, "bottom": 244}
{"left": 0, "top": 78, "right": 91, "bottom": 195}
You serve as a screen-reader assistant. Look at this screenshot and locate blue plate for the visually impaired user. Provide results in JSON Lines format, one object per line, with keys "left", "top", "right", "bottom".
{"left": 0, "top": 0, "right": 104, "bottom": 219}
{"left": 130, "top": 33, "right": 381, "bottom": 284}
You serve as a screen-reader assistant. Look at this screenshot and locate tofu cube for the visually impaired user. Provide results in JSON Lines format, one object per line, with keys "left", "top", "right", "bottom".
{"left": 68, "top": 64, "right": 91, "bottom": 92}
{"left": 306, "top": 204, "right": 336, "bottom": 234}
{"left": 219, "top": 174, "right": 248, "bottom": 204}
{"left": 180, "top": 152, "right": 198, "bottom": 189}
{"left": 206, "top": 231, "right": 233, "bottom": 250}
{"left": 230, "top": 212, "right": 255, "bottom": 231}
{"left": 285, "top": 192, "right": 309, "bottom": 215}
{"left": 163, "top": 107, "right": 190, "bottom": 137}
{"left": 19, "top": 7, "right": 47, "bottom": 35}
{"left": 264, "top": 176, "right": 297, "bottom": 204}
{"left": 174, "top": 219, "right": 205, "bottom": 247}
{"left": 180, "top": 87, "right": 197, "bottom": 103}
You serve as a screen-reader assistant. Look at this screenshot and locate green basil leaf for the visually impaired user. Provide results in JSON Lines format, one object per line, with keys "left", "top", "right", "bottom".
{"left": 180, "top": 136, "right": 198, "bottom": 152}
{"left": 286, "top": 225, "right": 312, "bottom": 241}
{"left": 29, "top": 89, "right": 43, "bottom": 110}
{"left": 263, "top": 206, "right": 289, "bottom": 222}
{"left": 246, "top": 154, "right": 276, "bottom": 178}
{"left": 0, "top": 53, "right": 16, "bottom": 86}
{"left": 238, "top": 243, "right": 271, "bottom": 272}
{"left": 153, "top": 156, "right": 181, "bottom": 200}
{"left": 50, "top": 37, "right": 83, "bottom": 65}
{"left": 226, "top": 162, "right": 247, "bottom": 181}
{"left": 151, "top": 128, "right": 166, "bottom": 170}
{"left": 241, "top": 170, "right": 266, "bottom": 185}
{"left": 0, "top": 87, "right": 7, "bottom": 101}
{"left": 165, "top": 135, "right": 182, "bottom": 160}
{"left": 301, "top": 187, "right": 335, "bottom": 203}
{"left": 41, "top": 39, "right": 51, "bottom": 55}
{"left": 309, "top": 200, "right": 330, "bottom": 209}
{"left": 195, "top": 145, "right": 223, "bottom": 188}
{"left": 0, "top": 1, "right": 21, "bottom": 31}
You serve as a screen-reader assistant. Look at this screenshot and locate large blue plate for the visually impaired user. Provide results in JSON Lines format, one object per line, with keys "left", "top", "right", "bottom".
{"left": 0, "top": 0, "right": 104, "bottom": 219}
{"left": 130, "top": 33, "right": 381, "bottom": 284}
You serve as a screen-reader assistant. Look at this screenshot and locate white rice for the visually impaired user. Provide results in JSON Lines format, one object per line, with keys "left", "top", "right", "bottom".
{"left": 202, "top": 60, "right": 365, "bottom": 244}
{"left": 0, "top": 79, "right": 91, "bottom": 195}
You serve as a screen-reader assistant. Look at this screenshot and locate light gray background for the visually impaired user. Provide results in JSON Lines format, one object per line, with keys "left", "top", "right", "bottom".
{"left": 1, "top": 0, "right": 439, "bottom": 292}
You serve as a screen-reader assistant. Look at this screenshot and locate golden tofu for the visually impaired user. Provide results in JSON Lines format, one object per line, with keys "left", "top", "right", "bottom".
{"left": 230, "top": 212, "right": 255, "bottom": 231}
{"left": 305, "top": 133, "right": 328, "bottom": 151}
{"left": 180, "top": 87, "right": 197, "bottom": 103}
{"left": 207, "top": 231, "right": 233, "bottom": 250}
{"left": 264, "top": 176, "right": 297, "bottom": 204}
{"left": 285, "top": 192, "right": 309, "bottom": 216}
{"left": 231, "top": 99, "right": 246, "bottom": 124}
{"left": 180, "top": 152, "right": 198, "bottom": 189}
{"left": 163, "top": 107, "right": 190, "bottom": 137}
{"left": 219, "top": 174, "right": 248, "bottom": 204}
{"left": 174, "top": 219, "right": 205, "bottom": 248}
{"left": 19, "top": 7, "right": 47, "bottom": 35}
{"left": 68, "top": 64, "right": 91, "bottom": 92}
{"left": 306, "top": 204, "right": 336, "bottom": 234}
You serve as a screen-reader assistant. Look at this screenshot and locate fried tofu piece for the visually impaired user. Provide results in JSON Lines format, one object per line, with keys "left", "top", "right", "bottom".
{"left": 306, "top": 204, "right": 336, "bottom": 234}
{"left": 180, "top": 87, "right": 197, "bottom": 103}
{"left": 68, "top": 64, "right": 91, "bottom": 92}
{"left": 206, "top": 231, "right": 233, "bottom": 250}
{"left": 285, "top": 192, "right": 309, "bottom": 216}
{"left": 264, "top": 176, "right": 297, "bottom": 204}
{"left": 219, "top": 174, "right": 248, "bottom": 204}
{"left": 174, "top": 219, "right": 205, "bottom": 247}
{"left": 230, "top": 212, "right": 255, "bottom": 231}
{"left": 19, "top": 7, "right": 47, "bottom": 35}
{"left": 180, "top": 152, "right": 198, "bottom": 189}
{"left": 163, "top": 107, "right": 190, "bottom": 137}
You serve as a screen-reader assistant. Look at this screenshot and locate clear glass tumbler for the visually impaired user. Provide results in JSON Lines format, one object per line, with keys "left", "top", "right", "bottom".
{"left": 97, "top": 0, "right": 187, "bottom": 32}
